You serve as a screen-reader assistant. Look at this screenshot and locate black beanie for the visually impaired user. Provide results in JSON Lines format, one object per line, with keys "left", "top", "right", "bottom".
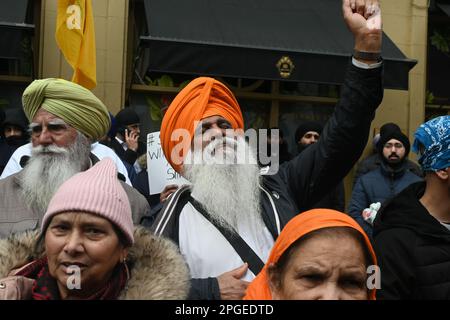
{"left": 379, "top": 122, "right": 401, "bottom": 137}
{"left": 377, "top": 127, "right": 411, "bottom": 157}
{"left": 3, "top": 108, "right": 29, "bottom": 131}
{"left": 295, "top": 121, "right": 323, "bottom": 144}
{"left": 115, "top": 108, "right": 140, "bottom": 126}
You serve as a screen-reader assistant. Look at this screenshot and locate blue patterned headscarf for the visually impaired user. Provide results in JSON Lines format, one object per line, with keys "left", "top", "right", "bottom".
{"left": 412, "top": 116, "right": 450, "bottom": 172}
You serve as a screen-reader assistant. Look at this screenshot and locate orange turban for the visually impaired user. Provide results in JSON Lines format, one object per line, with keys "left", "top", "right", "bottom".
{"left": 244, "top": 209, "right": 378, "bottom": 300}
{"left": 160, "top": 77, "right": 244, "bottom": 173}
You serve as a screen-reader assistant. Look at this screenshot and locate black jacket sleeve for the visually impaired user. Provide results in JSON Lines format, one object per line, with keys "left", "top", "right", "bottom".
{"left": 373, "top": 228, "right": 417, "bottom": 299}
{"left": 188, "top": 278, "right": 221, "bottom": 300}
{"left": 281, "top": 62, "right": 383, "bottom": 212}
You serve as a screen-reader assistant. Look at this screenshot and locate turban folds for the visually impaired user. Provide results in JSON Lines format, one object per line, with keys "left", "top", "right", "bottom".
{"left": 413, "top": 115, "right": 450, "bottom": 172}
{"left": 244, "top": 209, "right": 377, "bottom": 300}
{"left": 22, "top": 78, "right": 110, "bottom": 141}
{"left": 160, "top": 77, "right": 244, "bottom": 173}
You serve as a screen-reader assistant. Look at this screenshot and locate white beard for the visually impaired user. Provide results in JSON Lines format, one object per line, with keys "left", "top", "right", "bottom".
{"left": 184, "top": 136, "right": 265, "bottom": 237}
{"left": 19, "top": 133, "right": 91, "bottom": 212}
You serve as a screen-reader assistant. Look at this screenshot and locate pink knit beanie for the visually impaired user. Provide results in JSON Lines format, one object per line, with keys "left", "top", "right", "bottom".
{"left": 42, "top": 158, "right": 134, "bottom": 245}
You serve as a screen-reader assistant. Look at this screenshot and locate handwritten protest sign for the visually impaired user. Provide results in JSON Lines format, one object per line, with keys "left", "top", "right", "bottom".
{"left": 147, "top": 132, "right": 190, "bottom": 195}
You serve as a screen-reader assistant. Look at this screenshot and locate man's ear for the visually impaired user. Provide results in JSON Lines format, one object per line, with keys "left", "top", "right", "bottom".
{"left": 436, "top": 168, "right": 449, "bottom": 180}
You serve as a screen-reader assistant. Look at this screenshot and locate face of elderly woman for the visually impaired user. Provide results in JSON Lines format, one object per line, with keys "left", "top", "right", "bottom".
{"left": 45, "top": 212, "right": 128, "bottom": 299}
{"left": 268, "top": 229, "right": 369, "bottom": 300}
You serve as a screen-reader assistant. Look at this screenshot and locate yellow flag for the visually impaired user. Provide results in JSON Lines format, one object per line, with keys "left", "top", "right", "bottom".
{"left": 56, "top": 0, "right": 96, "bottom": 89}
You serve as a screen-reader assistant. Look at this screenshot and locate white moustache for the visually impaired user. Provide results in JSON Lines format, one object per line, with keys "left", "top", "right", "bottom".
{"left": 32, "top": 144, "right": 69, "bottom": 156}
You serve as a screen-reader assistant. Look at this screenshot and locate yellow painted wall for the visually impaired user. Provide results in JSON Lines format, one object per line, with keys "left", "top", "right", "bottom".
{"left": 39, "top": 0, "right": 129, "bottom": 115}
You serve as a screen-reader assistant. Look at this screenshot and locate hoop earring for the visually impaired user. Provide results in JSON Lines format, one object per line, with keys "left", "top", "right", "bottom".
{"left": 123, "top": 258, "right": 130, "bottom": 282}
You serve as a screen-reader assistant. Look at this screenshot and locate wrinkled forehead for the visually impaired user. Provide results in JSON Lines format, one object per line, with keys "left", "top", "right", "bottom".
{"left": 50, "top": 211, "right": 112, "bottom": 226}
{"left": 31, "top": 108, "right": 64, "bottom": 123}
{"left": 194, "top": 115, "right": 231, "bottom": 132}
{"left": 199, "top": 114, "right": 227, "bottom": 125}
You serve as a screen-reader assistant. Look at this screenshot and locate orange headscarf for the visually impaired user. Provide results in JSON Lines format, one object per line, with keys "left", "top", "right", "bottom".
{"left": 244, "top": 209, "right": 378, "bottom": 300}
{"left": 160, "top": 77, "right": 244, "bottom": 173}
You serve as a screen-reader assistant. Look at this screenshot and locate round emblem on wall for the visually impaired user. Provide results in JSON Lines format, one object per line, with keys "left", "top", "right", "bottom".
{"left": 276, "top": 56, "right": 295, "bottom": 79}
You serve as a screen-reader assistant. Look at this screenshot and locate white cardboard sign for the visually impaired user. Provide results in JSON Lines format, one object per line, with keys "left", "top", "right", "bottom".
{"left": 147, "top": 131, "right": 189, "bottom": 195}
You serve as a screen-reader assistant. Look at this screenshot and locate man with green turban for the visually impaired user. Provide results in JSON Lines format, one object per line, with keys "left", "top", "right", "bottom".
{"left": 22, "top": 78, "right": 111, "bottom": 140}
{"left": 0, "top": 78, "right": 150, "bottom": 238}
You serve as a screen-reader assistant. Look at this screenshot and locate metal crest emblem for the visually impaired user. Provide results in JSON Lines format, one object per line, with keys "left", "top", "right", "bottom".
{"left": 276, "top": 56, "right": 295, "bottom": 78}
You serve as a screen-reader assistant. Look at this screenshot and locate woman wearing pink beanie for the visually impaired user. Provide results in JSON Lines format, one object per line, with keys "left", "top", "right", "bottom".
{"left": 0, "top": 158, "right": 189, "bottom": 299}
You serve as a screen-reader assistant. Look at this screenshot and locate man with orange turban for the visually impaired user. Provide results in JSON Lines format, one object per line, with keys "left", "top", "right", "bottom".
{"left": 147, "top": 0, "right": 384, "bottom": 300}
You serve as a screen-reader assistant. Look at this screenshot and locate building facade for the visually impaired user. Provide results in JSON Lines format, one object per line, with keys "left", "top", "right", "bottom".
{"left": 0, "top": 0, "right": 436, "bottom": 202}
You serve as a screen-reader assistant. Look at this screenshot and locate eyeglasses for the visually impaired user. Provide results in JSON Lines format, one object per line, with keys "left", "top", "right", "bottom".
{"left": 384, "top": 142, "right": 404, "bottom": 149}
{"left": 29, "top": 121, "right": 70, "bottom": 137}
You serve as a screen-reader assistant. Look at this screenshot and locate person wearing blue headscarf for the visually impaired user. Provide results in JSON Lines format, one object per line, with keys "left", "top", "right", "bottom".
{"left": 372, "top": 115, "right": 450, "bottom": 299}
{"left": 413, "top": 115, "right": 450, "bottom": 173}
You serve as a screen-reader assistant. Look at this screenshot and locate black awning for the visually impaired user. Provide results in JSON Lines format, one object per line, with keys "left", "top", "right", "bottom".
{"left": 139, "top": 0, "right": 417, "bottom": 90}
{"left": 0, "top": 0, "right": 33, "bottom": 28}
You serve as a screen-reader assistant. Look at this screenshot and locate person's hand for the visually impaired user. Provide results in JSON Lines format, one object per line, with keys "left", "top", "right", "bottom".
{"left": 125, "top": 129, "right": 139, "bottom": 152}
{"left": 217, "top": 263, "right": 250, "bottom": 300}
{"left": 160, "top": 184, "right": 179, "bottom": 202}
{"left": 343, "top": 0, "right": 382, "bottom": 58}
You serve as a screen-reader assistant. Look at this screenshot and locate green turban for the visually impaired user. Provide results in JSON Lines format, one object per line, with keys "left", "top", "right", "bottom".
{"left": 22, "top": 78, "right": 111, "bottom": 140}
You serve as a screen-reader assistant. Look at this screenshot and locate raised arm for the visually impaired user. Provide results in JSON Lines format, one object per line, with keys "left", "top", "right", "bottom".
{"left": 282, "top": 0, "right": 383, "bottom": 211}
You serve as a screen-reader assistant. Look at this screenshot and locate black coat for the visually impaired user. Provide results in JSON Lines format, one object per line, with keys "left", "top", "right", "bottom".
{"left": 145, "top": 62, "right": 384, "bottom": 299}
{"left": 373, "top": 182, "right": 450, "bottom": 299}
{"left": 109, "top": 138, "right": 146, "bottom": 167}
{"left": 348, "top": 161, "right": 422, "bottom": 238}
{"left": 354, "top": 153, "right": 423, "bottom": 186}
{"left": 297, "top": 145, "right": 345, "bottom": 212}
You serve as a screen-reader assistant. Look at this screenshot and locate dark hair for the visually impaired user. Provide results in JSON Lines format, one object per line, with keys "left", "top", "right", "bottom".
{"left": 112, "top": 223, "right": 132, "bottom": 248}
{"left": 269, "top": 227, "right": 373, "bottom": 287}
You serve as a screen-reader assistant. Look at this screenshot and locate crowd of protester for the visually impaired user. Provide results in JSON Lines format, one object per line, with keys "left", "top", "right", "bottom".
{"left": 0, "top": 0, "right": 449, "bottom": 300}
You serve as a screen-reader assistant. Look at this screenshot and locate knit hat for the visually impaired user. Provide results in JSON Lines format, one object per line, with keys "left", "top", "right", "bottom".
{"left": 294, "top": 121, "right": 323, "bottom": 144}
{"left": 115, "top": 108, "right": 140, "bottom": 126}
{"left": 377, "top": 125, "right": 410, "bottom": 157}
{"left": 379, "top": 122, "right": 401, "bottom": 137}
{"left": 3, "top": 108, "right": 29, "bottom": 132}
{"left": 42, "top": 158, "right": 134, "bottom": 245}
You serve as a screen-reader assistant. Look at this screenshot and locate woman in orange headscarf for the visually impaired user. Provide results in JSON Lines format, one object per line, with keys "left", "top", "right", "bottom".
{"left": 244, "top": 209, "right": 378, "bottom": 300}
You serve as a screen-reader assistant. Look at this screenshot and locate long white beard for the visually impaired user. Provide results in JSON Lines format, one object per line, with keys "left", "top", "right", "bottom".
{"left": 184, "top": 136, "right": 265, "bottom": 236}
{"left": 19, "top": 133, "right": 91, "bottom": 212}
